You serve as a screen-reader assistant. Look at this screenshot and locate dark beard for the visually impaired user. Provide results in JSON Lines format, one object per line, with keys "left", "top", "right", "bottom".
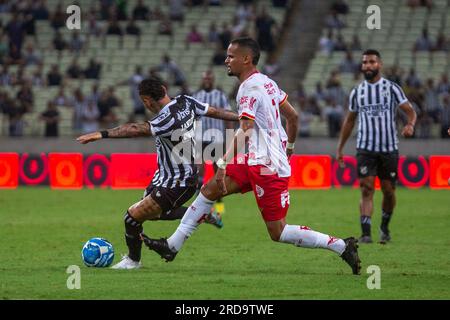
{"left": 364, "top": 69, "right": 379, "bottom": 80}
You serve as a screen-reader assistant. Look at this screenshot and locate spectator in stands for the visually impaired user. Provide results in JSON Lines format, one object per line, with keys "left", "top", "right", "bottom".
{"left": 133, "top": 0, "right": 151, "bottom": 21}
{"left": 153, "top": 54, "right": 186, "bottom": 86}
{"left": 5, "top": 13, "right": 25, "bottom": 52}
{"left": 405, "top": 68, "right": 422, "bottom": 88}
{"left": 168, "top": 0, "right": 185, "bottom": 24}
{"left": 322, "top": 97, "right": 344, "bottom": 138}
{"left": 0, "top": 31, "right": 8, "bottom": 64}
{"left": 331, "top": 0, "right": 349, "bottom": 15}
{"left": 66, "top": 58, "right": 83, "bottom": 79}
{"left": 325, "top": 72, "right": 346, "bottom": 108}
{"left": 236, "top": 3, "right": 254, "bottom": 26}
{"left": 71, "top": 88, "right": 87, "bottom": 132}
{"left": 297, "top": 97, "right": 313, "bottom": 137}
{"left": 52, "top": 31, "right": 67, "bottom": 58}
{"left": 311, "top": 82, "right": 325, "bottom": 103}
{"left": 339, "top": 51, "right": 359, "bottom": 74}
{"left": 218, "top": 22, "right": 232, "bottom": 50}
{"left": 50, "top": 3, "right": 66, "bottom": 30}
{"left": 291, "top": 82, "right": 307, "bottom": 102}
{"left": 306, "top": 96, "right": 322, "bottom": 116}
{"left": 53, "top": 86, "right": 71, "bottom": 106}
{"left": 84, "top": 58, "right": 102, "bottom": 79}
{"left": 158, "top": 15, "right": 173, "bottom": 36}
{"left": 319, "top": 30, "right": 334, "bottom": 55}
{"left": 24, "top": 43, "right": 42, "bottom": 66}
{"left": 69, "top": 31, "right": 85, "bottom": 55}
{"left": 186, "top": 24, "right": 204, "bottom": 49}
{"left": 16, "top": 81, "right": 34, "bottom": 112}
{"left": 88, "top": 83, "right": 101, "bottom": 105}
{"left": 23, "top": 8, "right": 36, "bottom": 42}
{"left": 97, "top": 89, "right": 119, "bottom": 128}
{"left": 439, "top": 94, "right": 450, "bottom": 138}
{"left": 255, "top": 6, "right": 277, "bottom": 53}
{"left": 7, "top": 43, "right": 23, "bottom": 65}
{"left": 413, "top": 28, "right": 433, "bottom": 52}
{"left": 31, "top": 0, "right": 50, "bottom": 20}
{"left": 87, "top": 11, "right": 102, "bottom": 38}
{"left": 115, "top": 0, "right": 128, "bottom": 21}
{"left": 81, "top": 99, "right": 100, "bottom": 134}
{"left": 325, "top": 9, "right": 345, "bottom": 29}
{"left": 0, "top": 64, "right": 13, "bottom": 87}
{"left": 407, "top": 0, "right": 433, "bottom": 10}
{"left": 262, "top": 55, "right": 281, "bottom": 77}
{"left": 385, "top": 66, "right": 403, "bottom": 86}
{"left": 117, "top": 66, "right": 145, "bottom": 116}
{"left": 207, "top": 22, "right": 220, "bottom": 48}
{"left": 40, "top": 100, "right": 60, "bottom": 137}
{"left": 212, "top": 43, "right": 227, "bottom": 65}
{"left": 125, "top": 18, "right": 141, "bottom": 48}
{"left": 47, "top": 64, "right": 63, "bottom": 86}
{"left": 423, "top": 78, "right": 441, "bottom": 122}
{"left": 333, "top": 34, "right": 347, "bottom": 51}
{"left": 350, "top": 34, "right": 362, "bottom": 51}
{"left": 3, "top": 96, "right": 25, "bottom": 137}
{"left": 272, "top": 0, "right": 288, "bottom": 7}
{"left": 105, "top": 17, "right": 124, "bottom": 48}
{"left": 433, "top": 31, "right": 448, "bottom": 52}
{"left": 32, "top": 64, "right": 45, "bottom": 87}
{"left": 231, "top": 16, "right": 247, "bottom": 38}
{"left": 437, "top": 73, "right": 449, "bottom": 94}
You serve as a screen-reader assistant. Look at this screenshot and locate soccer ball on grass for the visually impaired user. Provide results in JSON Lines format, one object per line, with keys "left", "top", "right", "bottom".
{"left": 81, "top": 237, "right": 114, "bottom": 267}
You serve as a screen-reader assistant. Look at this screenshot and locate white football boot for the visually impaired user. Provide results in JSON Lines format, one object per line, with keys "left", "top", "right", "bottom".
{"left": 111, "top": 255, "right": 142, "bottom": 269}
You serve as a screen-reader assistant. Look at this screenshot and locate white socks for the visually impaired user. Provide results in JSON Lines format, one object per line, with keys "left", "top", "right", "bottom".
{"left": 279, "top": 224, "right": 346, "bottom": 255}
{"left": 167, "top": 192, "right": 214, "bottom": 252}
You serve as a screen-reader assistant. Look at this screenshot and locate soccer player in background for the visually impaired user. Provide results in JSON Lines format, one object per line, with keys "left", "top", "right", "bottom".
{"left": 193, "top": 70, "right": 234, "bottom": 215}
{"left": 141, "top": 37, "right": 361, "bottom": 275}
{"left": 337, "top": 49, "right": 417, "bottom": 244}
{"left": 77, "top": 77, "right": 239, "bottom": 269}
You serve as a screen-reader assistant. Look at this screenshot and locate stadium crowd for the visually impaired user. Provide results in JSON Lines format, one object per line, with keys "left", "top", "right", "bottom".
{"left": 0, "top": 0, "right": 448, "bottom": 139}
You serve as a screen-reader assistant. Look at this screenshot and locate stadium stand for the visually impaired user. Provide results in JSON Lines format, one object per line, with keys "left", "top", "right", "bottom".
{"left": 0, "top": 0, "right": 288, "bottom": 137}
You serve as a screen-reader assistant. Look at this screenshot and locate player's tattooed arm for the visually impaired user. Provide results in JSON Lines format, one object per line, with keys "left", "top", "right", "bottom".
{"left": 205, "top": 106, "right": 239, "bottom": 122}
{"left": 76, "top": 122, "right": 151, "bottom": 144}
{"left": 106, "top": 122, "right": 152, "bottom": 138}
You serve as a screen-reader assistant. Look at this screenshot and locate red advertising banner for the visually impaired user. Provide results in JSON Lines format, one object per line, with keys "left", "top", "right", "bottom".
{"left": 0, "top": 153, "right": 19, "bottom": 189}
{"left": 289, "top": 155, "right": 331, "bottom": 189}
{"left": 48, "top": 153, "right": 83, "bottom": 189}
{"left": 429, "top": 156, "right": 450, "bottom": 189}
{"left": 110, "top": 153, "right": 157, "bottom": 189}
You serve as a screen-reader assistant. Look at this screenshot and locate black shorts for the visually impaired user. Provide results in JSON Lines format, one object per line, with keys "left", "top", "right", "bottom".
{"left": 143, "top": 184, "right": 196, "bottom": 213}
{"left": 356, "top": 149, "right": 399, "bottom": 183}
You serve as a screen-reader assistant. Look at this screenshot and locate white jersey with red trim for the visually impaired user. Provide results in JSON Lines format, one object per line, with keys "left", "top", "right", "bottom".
{"left": 236, "top": 72, "right": 291, "bottom": 177}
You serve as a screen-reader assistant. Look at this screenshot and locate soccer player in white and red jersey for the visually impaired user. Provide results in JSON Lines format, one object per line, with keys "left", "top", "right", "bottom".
{"left": 141, "top": 37, "right": 361, "bottom": 274}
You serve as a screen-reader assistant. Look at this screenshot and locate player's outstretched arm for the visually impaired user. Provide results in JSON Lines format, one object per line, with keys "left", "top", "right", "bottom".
{"left": 336, "top": 111, "right": 357, "bottom": 167}
{"left": 280, "top": 99, "right": 298, "bottom": 158}
{"left": 76, "top": 122, "right": 151, "bottom": 144}
{"left": 205, "top": 106, "right": 239, "bottom": 122}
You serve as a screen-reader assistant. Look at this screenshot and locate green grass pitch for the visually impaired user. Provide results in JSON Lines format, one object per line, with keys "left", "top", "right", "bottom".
{"left": 1, "top": 187, "right": 449, "bottom": 299}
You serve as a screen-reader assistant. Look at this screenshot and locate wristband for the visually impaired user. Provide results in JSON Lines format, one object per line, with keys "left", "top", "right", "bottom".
{"left": 287, "top": 142, "right": 295, "bottom": 149}
{"left": 100, "top": 130, "right": 109, "bottom": 138}
{"left": 216, "top": 158, "right": 227, "bottom": 170}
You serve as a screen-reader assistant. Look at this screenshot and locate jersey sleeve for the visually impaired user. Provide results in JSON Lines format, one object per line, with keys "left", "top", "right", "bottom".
{"left": 278, "top": 88, "right": 288, "bottom": 106}
{"left": 392, "top": 83, "right": 408, "bottom": 106}
{"left": 238, "top": 89, "right": 260, "bottom": 120}
{"left": 147, "top": 112, "right": 175, "bottom": 137}
{"left": 348, "top": 87, "right": 358, "bottom": 112}
{"left": 185, "top": 95, "right": 209, "bottom": 116}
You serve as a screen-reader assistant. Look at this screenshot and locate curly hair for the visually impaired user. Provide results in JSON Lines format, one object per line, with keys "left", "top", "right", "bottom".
{"left": 138, "top": 77, "right": 166, "bottom": 101}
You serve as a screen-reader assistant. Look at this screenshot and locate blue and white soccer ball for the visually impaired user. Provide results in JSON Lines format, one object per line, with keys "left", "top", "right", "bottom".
{"left": 81, "top": 237, "right": 114, "bottom": 267}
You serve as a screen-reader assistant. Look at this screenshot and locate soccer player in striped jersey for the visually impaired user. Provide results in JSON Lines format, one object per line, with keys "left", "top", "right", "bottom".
{"left": 141, "top": 37, "right": 361, "bottom": 275}
{"left": 77, "top": 77, "right": 239, "bottom": 269}
{"left": 193, "top": 70, "right": 234, "bottom": 215}
{"left": 337, "top": 49, "right": 417, "bottom": 244}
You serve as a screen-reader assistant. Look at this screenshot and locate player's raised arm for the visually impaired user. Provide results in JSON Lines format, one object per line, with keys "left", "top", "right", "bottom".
{"left": 279, "top": 99, "right": 298, "bottom": 158}
{"left": 204, "top": 106, "right": 239, "bottom": 122}
{"left": 76, "top": 122, "right": 152, "bottom": 144}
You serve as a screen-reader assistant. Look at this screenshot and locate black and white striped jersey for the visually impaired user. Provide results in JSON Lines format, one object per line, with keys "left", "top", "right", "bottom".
{"left": 148, "top": 95, "right": 209, "bottom": 188}
{"left": 193, "top": 88, "right": 231, "bottom": 143}
{"left": 349, "top": 77, "right": 408, "bottom": 153}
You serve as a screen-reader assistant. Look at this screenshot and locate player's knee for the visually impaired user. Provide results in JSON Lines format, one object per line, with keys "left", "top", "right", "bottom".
{"left": 267, "top": 228, "right": 282, "bottom": 242}
{"left": 200, "top": 184, "right": 219, "bottom": 201}
{"left": 382, "top": 188, "right": 395, "bottom": 200}
{"left": 360, "top": 183, "right": 374, "bottom": 198}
